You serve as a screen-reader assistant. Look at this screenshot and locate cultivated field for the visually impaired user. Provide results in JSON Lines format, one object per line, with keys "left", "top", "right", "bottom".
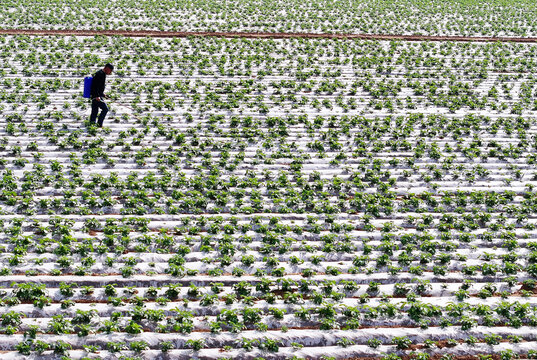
{"left": 2, "top": 0, "right": 537, "bottom": 37}
{"left": 1, "top": 2, "right": 537, "bottom": 360}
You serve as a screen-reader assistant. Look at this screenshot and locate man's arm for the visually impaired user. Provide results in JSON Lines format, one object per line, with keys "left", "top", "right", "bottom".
{"left": 90, "top": 71, "right": 106, "bottom": 100}
{"left": 98, "top": 74, "right": 106, "bottom": 98}
{"left": 89, "top": 72, "right": 100, "bottom": 99}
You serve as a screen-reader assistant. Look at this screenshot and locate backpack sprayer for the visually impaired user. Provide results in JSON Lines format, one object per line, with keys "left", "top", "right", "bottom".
{"left": 83, "top": 74, "right": 142, "bottom": 122}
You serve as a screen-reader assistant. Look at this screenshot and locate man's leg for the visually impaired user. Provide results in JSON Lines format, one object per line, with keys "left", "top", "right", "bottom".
{"left": 89, "top": 99, "right": 99, "bottom": 124}
{"left": 97, "top": 101, "right": 108, "bottom": 127}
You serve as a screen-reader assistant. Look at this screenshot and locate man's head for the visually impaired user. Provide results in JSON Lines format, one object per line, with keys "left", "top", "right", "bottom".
{"left": 103, "top": 63, "right": 114, "bottom": 75}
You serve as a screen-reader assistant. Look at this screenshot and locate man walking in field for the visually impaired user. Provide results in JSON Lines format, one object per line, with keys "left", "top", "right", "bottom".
{"left": 89, "top": 63, "right": 114, "bottom": 127}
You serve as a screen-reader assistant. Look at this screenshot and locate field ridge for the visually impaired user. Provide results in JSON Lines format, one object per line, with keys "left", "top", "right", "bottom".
{"left": 3, "top": 28, "right": 537, "bottom": 42}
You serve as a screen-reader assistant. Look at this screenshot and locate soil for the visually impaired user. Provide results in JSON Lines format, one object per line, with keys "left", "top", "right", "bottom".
{"left": 343, "top": 356, "right": 504, "bottom": 360}
{"left": 1, "top": 29, "right": 537, "bottom": 42}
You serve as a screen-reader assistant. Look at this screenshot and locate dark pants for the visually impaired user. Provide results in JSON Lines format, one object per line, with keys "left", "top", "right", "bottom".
{"left": 89, "top": 99, "right": 108, "bottom": 126}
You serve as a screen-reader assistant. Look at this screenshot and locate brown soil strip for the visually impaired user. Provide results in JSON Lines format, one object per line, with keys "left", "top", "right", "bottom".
{"left": 1, "top": 29, "right": 537, "bottom": 42}
{"left": 303, "top": 357, "right": 510, "bottom": 360}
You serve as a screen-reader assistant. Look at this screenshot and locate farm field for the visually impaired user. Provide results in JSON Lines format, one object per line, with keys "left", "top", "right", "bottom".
{"left": 1, "top": 12, "right": 537, "bottom": 360}
{"left": 2, "top": 0, "right": 537, "bottom": 37}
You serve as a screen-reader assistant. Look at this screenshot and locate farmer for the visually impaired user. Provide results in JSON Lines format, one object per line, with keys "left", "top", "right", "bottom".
{"left": 89, "top": 63, "right": 114, "bottom": 127}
